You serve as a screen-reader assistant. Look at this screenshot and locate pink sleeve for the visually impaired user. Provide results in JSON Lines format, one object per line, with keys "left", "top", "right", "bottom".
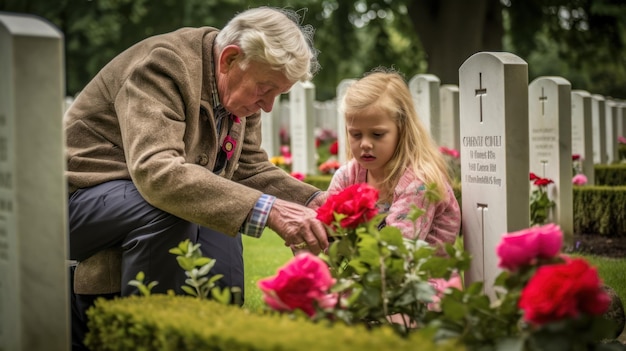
{"left": 386, "top": 180, "right": 460, "bottom": 253}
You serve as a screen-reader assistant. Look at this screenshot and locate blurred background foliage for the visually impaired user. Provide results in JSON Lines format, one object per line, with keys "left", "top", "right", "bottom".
{"left": 1, "top": 0, "right": 624, "bottom": 101}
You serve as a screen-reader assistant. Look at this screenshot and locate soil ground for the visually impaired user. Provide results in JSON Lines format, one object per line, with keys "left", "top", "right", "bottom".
{"left": 567, "top": 233, "right": 626, "bottom": 258}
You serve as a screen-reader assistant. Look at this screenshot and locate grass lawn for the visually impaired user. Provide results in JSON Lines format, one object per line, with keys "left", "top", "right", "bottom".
{"left": 243, "top": 229, "right": 294, "bottom": 311}
{"left": 243, "top": 230, "right": 626, "bottom": 313}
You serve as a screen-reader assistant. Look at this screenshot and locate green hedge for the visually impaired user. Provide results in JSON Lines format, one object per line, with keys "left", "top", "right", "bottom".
{"left": 85, "top": 295, "right": 461, "bottom": 351}
{"left": 573, "top": 186, "right": 626, "bottom": 236}
{"left": 595, "top": 163, "right": 626, "bottom": 186}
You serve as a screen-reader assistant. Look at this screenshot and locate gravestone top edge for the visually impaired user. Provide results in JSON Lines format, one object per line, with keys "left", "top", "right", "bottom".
{"left": 529, "top": 76, "right": 571, "bottom": 86}
{"left": 440, "top": 84, "right": 459, "bottom": 91}
{"left": 408, "top": 73, "right": 441, "bottom": 84}
{"left": 461, "top": 51, "right": 528, "bottom": 69}
{"left": 0, "top": 11, "right": 62, "bottom": 38}
{"left": 292, "top": 80, "right": 314, "bottom": 89}
{"left": 572, "top": 89, "right": 591, "bottom": 96}
{"left": 591, "top": 94, "right": 606, "bottom": 100}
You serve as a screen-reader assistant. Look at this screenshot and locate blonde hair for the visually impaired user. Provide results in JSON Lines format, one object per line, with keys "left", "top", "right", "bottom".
{"left": 340, "top": 68, "right": 450, "bottom": 203}
{"left": 215, "top": 7, "right": 320, "bottom": 82}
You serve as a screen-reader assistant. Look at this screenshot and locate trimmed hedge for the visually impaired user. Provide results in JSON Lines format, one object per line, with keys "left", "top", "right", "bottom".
{"left": 573, "top": 186, "right": 626, "bottom": 236}
{"left": 595, "top": 164, "right": 626, "bottom": 186}
{"left": 85, "top": 295, "right": 461, "bottom": 351}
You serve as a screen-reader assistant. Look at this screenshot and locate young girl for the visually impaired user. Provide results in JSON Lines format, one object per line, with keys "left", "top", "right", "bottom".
{"left": 327, "top": 68, "right": 461, "bottom": 253}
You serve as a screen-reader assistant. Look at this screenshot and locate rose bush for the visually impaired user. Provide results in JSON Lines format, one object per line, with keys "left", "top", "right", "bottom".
{"left": 529, "top": 172, "right": 555, "bottom": 226}
{"left": 258, "top": 185, "right": 618, "bottom": 351}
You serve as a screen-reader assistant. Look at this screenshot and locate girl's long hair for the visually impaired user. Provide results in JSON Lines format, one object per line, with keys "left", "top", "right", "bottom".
{"left": 340, "top": 68, "right": 450, "bottom": 203}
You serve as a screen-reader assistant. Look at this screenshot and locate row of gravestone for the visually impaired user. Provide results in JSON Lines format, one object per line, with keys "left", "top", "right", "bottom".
{"left": 261, "top": 53, "right": 623, "bottom": 297}
{"left": 2, "top": 12, "right": 625, "bottom": 350}
{"left": 259, "top": 71, "right": 625, "bottom": 184}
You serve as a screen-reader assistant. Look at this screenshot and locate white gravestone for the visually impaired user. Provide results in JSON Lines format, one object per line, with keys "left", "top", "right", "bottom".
{"left": 617, "top": 101, "right": 626, "bottom": 140}
{"left": 591, "top": 94, "right": 607, "bottom": 164}
{"left": 571, "top": 90, "right": 595, "bottom": 184}
{"left": 409, "top": 74, "right": 442, "bottom": 144}
{"left": 314, "top": 100, "right": 337, "bottom": 132}
{"left": 289, "top": 81, "right": 317, "bottom": 175}
{"left": 528, "top": 76, "right": 573, "bottom": 241}
{"left": 0, "top": 13, "right": 69, "bottom": 351}
{"left": 605, "top": 99, "right": 619, "bottom": 164}
{"left": 336, "top": 79, "right": 355, "bottom": 166}
{"left": 439, "top": 84, "right": 460, "bottom": 151}
{"left": 260, "top": 95, "right": 282, "bottom": 158}
{"left": 459, "top": 52, "right": 529, "bottom": 296}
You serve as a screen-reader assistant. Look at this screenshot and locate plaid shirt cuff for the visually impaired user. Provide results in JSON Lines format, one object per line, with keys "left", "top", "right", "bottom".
{"left": 240, "top": 194, "right": 276, "bottom": 238}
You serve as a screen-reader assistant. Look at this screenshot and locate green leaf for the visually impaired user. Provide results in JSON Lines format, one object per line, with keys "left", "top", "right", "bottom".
{"left": 181, "top": 285, "right": 197, "bottom": 296}
{"left": 211, "top": 287, "right": 231, "bottom": 305}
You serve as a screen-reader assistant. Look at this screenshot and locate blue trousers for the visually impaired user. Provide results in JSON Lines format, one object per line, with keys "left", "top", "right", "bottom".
{"left": 69, "top": 180, "right": 244, "bottom": 350}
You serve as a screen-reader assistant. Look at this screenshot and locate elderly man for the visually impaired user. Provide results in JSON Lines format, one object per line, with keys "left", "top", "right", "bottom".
{"left": 65, "top": 7, "right": 328, "bottom": 350}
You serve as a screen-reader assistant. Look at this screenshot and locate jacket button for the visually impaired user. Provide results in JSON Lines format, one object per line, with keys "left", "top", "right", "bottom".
{"left": 196, "top": 154, "right": 209, "bottom": 166}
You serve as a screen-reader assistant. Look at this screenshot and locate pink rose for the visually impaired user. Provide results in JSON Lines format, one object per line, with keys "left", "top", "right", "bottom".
{"left": 290, "top": 172, "right": 305, "bottom": 181}
{"left": 428, "top": 273, "right": 463, "bottom": 311}
{"left": 258, "top": 253, "right": 335, "bottom": 317}
{"left": 572, "top": 174, "right": 587, "bottom": 186}
{"left": 496, "top": 223, "right": 563, "bottom": 271}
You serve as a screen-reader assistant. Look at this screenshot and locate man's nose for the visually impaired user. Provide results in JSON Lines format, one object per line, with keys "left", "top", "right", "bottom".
{"left": 259, "top": 95, "right": 276, "bottom": 113}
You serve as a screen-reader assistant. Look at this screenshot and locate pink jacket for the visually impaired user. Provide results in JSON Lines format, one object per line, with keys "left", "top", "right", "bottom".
{"left": 327, "top": 160, "right": 461, "bottom": 250}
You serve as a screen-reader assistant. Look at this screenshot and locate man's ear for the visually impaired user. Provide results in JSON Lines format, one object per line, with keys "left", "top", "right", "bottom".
{"left": 219, "top": 45, "right": 242, "bottom": 73}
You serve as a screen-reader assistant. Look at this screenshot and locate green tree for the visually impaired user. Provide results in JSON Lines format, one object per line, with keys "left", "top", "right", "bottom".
{"left": 2, "top": 0, "right": 625, "bottom": 99}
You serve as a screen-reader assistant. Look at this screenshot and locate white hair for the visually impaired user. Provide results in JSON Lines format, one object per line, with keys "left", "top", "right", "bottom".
{"left": 215, "top": 7, "right": 320, "bottom": 82}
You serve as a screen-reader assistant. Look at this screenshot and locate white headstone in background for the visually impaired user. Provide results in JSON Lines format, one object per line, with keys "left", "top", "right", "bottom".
{"left": 278, "top": 99, "right": 290, "bottom": 145}
{"left": 605, "top": 99, "right": 618, "bottom": 164}
{"left": 528, "top": 76, "right": 573, "bottom": 240}
{"left": 591, "top": 94, "right": 607, "bottom": 164}
{"left": 314, "top": 100, "right": 337, "bottom": 132}
{"left": 459, "top": 52, "right": 529, "bottom": 296}
{"left": 260, "top": 95, "right": 282, "bottom": 158}
{"left": 409, "top": 74, "right": 442, "bottom": 144}
{"left": 0, "top": 13, "right": 69, "bottom": 351}
{"left": 336, "top": 79, "right": 355, "bottom": 165}
{"left": 289, "top": 81, "right": 316, "bottom": 175}
{"left": 571, "top": 90, "right": 594, "bottom": 184}
{"left": 617, "top": 101, "right": 626, "bottom": 140}
{"left": 439, "top": 84, "right": 460, "bottom": 150}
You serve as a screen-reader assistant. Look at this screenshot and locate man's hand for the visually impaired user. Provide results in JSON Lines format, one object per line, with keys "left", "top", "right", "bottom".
{"left": 266, "top": 198, "right": 329, "bottom": 254}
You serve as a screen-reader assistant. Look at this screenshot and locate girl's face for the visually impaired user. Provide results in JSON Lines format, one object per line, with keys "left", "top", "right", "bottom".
{"left": 346, "top": 106, "right": 399, "bottom": 177}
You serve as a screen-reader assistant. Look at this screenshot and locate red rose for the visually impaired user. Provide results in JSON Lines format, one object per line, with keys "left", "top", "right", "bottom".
{"left": 258, "top": 253, "right": 336, "bottom": 317}
{"left": 533, "top": 178, "right": 553, "bottom": 186}
{"left": 329, "top": 140, "right": 338, "bottom": 155}
{"left": 572, "top": 154, "right": 581, "bottom": 161}
{"left": 316, "top": 183, "right": 379, "bottom": 229}
{"left": 518, "top": 258, "right": 610, "bottom": 326}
